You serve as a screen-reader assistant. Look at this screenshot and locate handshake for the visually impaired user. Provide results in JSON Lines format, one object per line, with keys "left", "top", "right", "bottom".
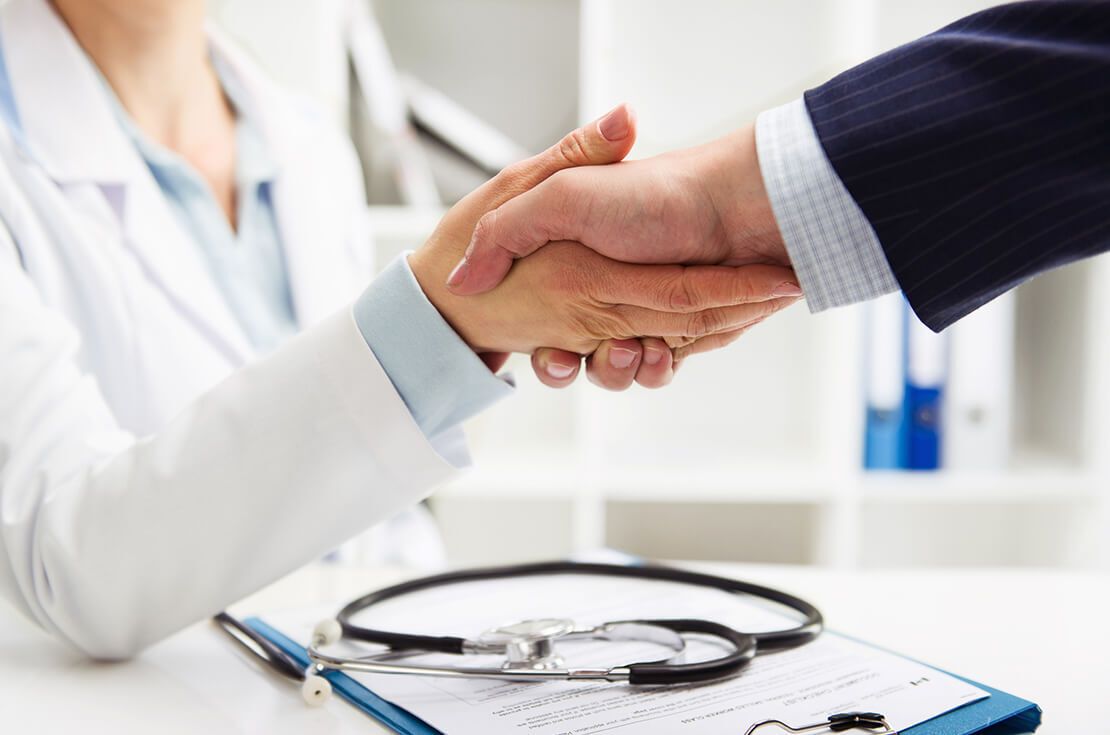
{"left": 407, "top": 104, "right": 801, "bottom": 390}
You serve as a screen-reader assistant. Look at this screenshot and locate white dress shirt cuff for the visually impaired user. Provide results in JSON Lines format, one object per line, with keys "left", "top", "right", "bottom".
{"left": 755, "top": 98, "right": 900, "bottom": 311}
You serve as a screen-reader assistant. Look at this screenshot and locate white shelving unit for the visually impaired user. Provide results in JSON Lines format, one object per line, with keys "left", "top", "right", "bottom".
{"left": 221, "top": 0, "right": 1110, "bottom": 570}
{"left": 365, "top": 212, "right": 1109, "bottom": 572}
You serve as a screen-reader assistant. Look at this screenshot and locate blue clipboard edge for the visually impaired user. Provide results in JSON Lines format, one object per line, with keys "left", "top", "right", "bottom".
{"left": 901, "top": 678, "right": 1040, "bottom": 735}
{"left": 245, "top": 618, "right": 441, "bottom": 735}
{"left": 244, "top": 617, "right": 1041, "bottom": 735}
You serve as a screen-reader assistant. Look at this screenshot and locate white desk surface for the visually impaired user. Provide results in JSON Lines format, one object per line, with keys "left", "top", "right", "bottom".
{"left": 2, "top": 563, "right": 1105, "bottom": 733}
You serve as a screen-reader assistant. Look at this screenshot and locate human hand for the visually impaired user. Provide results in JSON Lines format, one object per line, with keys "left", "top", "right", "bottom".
{"left": 408, "top": 111, "right": 800, "bottom": 367}
{"left": 445, "top": 122, "right": 790, "bottom": 293}
{"left": 414, "top": 241, "right": 798, "bottom": 358}
{"left": 441, "top": 122, "right": 795, "bottom": 388}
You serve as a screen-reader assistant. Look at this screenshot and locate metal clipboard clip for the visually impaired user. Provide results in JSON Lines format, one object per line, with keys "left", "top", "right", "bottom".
{"left": 744, "top": 712, "right": 898, "bottom": 735}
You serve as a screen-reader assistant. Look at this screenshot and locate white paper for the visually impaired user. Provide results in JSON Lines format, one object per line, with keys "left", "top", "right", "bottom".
{"left": 265, "top": 575, "right": 986, "bottom": 734}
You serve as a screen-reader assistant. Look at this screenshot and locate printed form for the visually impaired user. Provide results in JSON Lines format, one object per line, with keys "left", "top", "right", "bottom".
{"left": 266, "top": 574, "right": 986, "bottom": 734}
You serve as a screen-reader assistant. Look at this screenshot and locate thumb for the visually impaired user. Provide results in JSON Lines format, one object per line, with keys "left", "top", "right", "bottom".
{"left": 446, "top": 103, "right": 636, "bottom": 295}
{"left": 511, "top": 102, "right": 636, "bottom": 192}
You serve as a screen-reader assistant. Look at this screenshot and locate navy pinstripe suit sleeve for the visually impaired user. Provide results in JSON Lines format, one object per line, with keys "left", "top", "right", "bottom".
{"left": 804, "top": 0, "right": 1110, "bottom": 331}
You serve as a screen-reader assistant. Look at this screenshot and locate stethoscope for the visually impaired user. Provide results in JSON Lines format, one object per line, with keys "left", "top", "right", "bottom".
{"left": 216, "top": 561, "right": 826, "bottom": 704}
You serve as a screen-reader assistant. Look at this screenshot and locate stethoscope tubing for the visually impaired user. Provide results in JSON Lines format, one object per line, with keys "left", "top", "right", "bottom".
{"left": 320, "top": 560, "right": 822, "bottom": 685}
{"left": 336, "top": 560, "right": 823, "bottom": 655}
{"left": 215, "top": 561, "right": 824, "bottom": 689}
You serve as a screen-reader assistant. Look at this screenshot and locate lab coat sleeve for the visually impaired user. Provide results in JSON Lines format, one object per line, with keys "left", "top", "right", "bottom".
{"left": 0, "top": 226, "right": 458, "bottom": 659}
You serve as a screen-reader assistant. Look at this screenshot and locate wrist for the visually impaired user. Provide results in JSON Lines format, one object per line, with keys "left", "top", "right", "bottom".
{"left": 409, "top": 244, "right": 523, "bottom": 356}
{"left": 408, "top": 246, "right": 486, "bottom": 352}
{"left": 699, "top": 123, "right": 790, "bottom": 268}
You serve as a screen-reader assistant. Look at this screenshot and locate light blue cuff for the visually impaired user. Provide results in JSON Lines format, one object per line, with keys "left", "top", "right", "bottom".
{"left": 353, "top": 254, "right": 514, "bottom": 442}
{"left": 755, "top": 98, "right": 900, "bottom": 311}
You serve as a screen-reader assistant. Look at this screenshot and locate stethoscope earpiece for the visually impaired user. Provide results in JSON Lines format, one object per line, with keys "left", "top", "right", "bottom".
{"left": 313, "top": 619, "right": 343, "bottom": 647}
{"left": 301, "top": 671, "right": 332, "bottom": 706}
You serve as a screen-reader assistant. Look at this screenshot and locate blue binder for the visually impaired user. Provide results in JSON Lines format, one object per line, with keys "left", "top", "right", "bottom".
{"left": 864, "top": 405, "right": 905, "bottom": 470}
{"left": 245, "top": 618, "right": 1040, "bottom": 735}
{"left": 905, "top": 382, "right": 942, "bottom": 469}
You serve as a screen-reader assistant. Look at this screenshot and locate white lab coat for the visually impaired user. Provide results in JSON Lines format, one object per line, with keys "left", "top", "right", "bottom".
{"left": 0, "top": 0, "right": 460, "bottom": 658}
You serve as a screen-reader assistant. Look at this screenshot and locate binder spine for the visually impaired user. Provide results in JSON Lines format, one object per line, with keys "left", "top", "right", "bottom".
{"left": 905, "top": 383, "right": 942, "bottom": 470}
{"left": 864, "top": 407, "right": 905, "bottom": 469}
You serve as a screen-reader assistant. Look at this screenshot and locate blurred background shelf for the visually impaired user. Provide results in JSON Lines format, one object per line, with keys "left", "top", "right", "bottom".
{"left": 858, "top": 464, "right": 1100, "bottom": 504}
{"left": 214, "top": 0, "right": 1110, "bottom": 572}
{"left": 443, "top": 462, "right": 834, "bottom": 501}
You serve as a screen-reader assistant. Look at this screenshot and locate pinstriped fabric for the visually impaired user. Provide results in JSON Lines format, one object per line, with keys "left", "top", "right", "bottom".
{"left": 805, "top": 0, "right": 1110, "bottom": 331}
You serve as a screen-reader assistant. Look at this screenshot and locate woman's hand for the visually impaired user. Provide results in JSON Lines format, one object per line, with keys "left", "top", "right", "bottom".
{"left": 408, "top": 105, "right": 799, "bottom": 367}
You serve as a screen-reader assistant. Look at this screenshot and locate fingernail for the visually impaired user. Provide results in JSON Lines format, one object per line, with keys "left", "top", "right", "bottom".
{"left": 545, "top": 362, "right": 576, "bottom": 380}
{"left": 772, "top": 281, "right": 803, "bottom": 297}
{"left": 643, "top": 345, "right": 665, "bottom": 365}
{"left": 597, "top": 104, "right": 630, "bottom": 141}
{"left": 446, "top": 258, "right": 469, "bottom": 288}
{"left": 608, "top": 346, "right": 638, "bottom": 369}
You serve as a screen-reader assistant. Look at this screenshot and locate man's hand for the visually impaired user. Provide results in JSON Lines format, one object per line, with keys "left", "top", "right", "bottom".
{"left": 442, "top": 122, "right": 796, "bottom": 388}
{"left": 407, "top": 109, "right": 800, "bottom": 368}
{"left": 446, "top": 123, "right": 791, "bottom": 293}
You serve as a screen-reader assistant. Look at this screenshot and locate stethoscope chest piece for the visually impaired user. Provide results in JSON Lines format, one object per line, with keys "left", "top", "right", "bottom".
{"left": 470, "top": 618, "right": 690, "bottom": 673}
{"left": 476, "top": 618, "right": 576, "bottom": 669}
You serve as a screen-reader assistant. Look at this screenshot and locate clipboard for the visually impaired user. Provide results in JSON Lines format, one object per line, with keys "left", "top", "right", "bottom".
{"left": 245, "top": 618, "right": 1041, "bottom": 735}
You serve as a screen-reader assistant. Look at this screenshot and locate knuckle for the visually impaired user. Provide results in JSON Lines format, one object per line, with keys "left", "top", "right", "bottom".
{"left": 470, "top": 210, "right": 497, "bottom": 247}
{"left": 677, "top": 326, "right": 750, "bottom": 362}
{"left": 488, "top": 159, "right": 538, "bottom": 201}
{"left": 664, "top": 334, "right": 695, "bottom": 350}
{"left": 758, "top": 296, "right": 787, "bottom": 318}
{"left": 709, "top": 270, "right": 758, "bottom": 307}
{"left": 663, "top": 271, "right": 701, "bottom": 312}
{"left": 495, "top": 160, "right": 530, "bottom": 188}
{"left": 577, "top": 307, "right": 628, "bottom": 340}
{"left": 556, "top": 128, "right": 591, "bottom": 166}
{"left": 672, "top": 344, "right": 693, "bottom": 362}
{"left": 731, "top": 273, "right": 758, "bottom": 303}
{"left": 686, "top": 309, "right": 723, "bottom": 338}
